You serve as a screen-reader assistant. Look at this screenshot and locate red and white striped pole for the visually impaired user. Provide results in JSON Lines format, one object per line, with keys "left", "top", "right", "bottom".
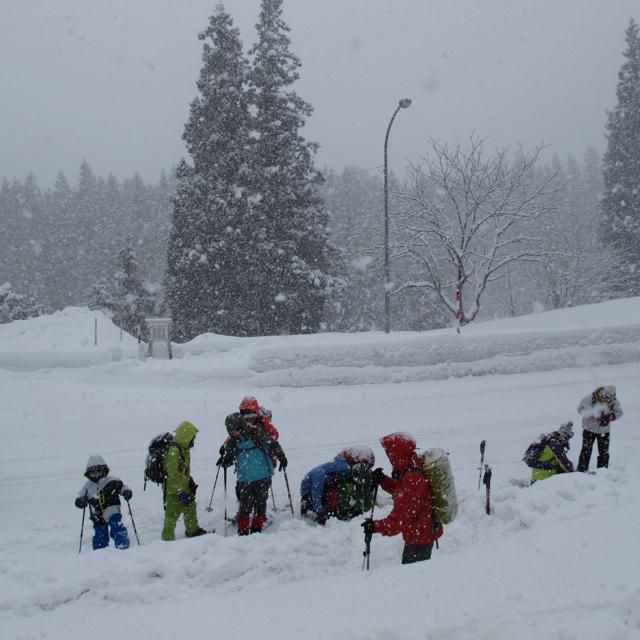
{"left": 455, "top": 288, "right": 462, "bottom": 334}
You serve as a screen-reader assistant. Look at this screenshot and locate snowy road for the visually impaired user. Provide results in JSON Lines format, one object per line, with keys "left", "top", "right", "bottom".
{"left": 1, "top": 302, "right": 639, "bottom": 639}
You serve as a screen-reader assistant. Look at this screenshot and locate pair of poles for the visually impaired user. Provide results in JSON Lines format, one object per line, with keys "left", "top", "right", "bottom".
{"left": 78, "top": 498, "right": 141, "bottom": 554}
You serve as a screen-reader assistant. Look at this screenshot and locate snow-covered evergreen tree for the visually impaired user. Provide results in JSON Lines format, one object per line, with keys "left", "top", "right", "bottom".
{"left": 42, "top": 172, "right": 75, "bottom": 308}
{"left": 88, "top": 239, "right": 155, "bottom": 336}
{"left": 166, "top": 4, "right": 253, "bottom": 340}
{"left": 0, "top": 282, "right": 48, "bottom": 324}
{"left": 246, "top": 0, "right": 340, "bottom": 335}
{"left": 322, "top": 167, "right": 383, "bottom": 331}
{"left": 601, "top": 18, "right": 640, "bottom": 294}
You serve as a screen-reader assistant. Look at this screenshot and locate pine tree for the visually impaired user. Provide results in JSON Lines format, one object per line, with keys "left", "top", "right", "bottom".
{"left": 112, "top": 240, "right": 147, "bottom": 335}
{"left": 601, "top": 18, "right": 640, "bottom": 294}
{"left": 89, "top": 239, "right": 154, "bottom": 336}
{"left": 246, "top": 0, "right": 340, "bottom": 334}
{"left": 322, "top": 167, "right": 383, "bottom": 331}
{"left": 0, "top": 281, "right": 47, "bottom": 323}
{"left": 73, "top": 161, "right": 101, "bottom": 298}
{"left": 166, "top": 4, "right": 253, "bottom": 340}
{"left": 42, "top": 172, "right": 75, "bottom": 308}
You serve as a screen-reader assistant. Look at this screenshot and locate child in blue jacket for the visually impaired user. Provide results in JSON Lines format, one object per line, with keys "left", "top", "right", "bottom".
{"left": 219, "top": 413, "right": 287, "bottom": 535}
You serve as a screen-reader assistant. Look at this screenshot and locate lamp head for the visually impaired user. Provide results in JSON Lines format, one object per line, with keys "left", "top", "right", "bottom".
{"left": 399, "top": 98, "right": 412, "bottom": 108}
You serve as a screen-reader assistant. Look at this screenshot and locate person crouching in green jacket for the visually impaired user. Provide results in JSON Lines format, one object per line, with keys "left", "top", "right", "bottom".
{"left": 162, "top": 421, "right": 207, "bottom": 541}
{"left": 524, "top": 421, "right": 575, "bottom": 483}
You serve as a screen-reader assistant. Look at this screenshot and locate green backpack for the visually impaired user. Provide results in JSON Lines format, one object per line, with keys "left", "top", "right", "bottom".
{"left": 419, "top": 448, "right": 458, "bottom": 524}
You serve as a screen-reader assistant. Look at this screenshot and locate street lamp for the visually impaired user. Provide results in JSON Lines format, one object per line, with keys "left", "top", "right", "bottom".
{"left": 384, "top": 97, "right": 412, "bottom": 333}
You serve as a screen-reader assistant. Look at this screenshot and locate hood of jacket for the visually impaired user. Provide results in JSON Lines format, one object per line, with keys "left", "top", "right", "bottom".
{"left": 339, "top": 445, "right": 375, "bottom": 467}
{"left": 174, "top": 421, "right": 198, "bottom": 448}
{"left": 380, "top": 432, "right": 419, "bottom": 473}
{"left": 84, "top": 454, "right": 109, "bottom": 480}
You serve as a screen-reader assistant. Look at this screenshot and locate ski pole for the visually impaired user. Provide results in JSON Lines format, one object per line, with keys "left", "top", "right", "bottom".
{"left": 362, "top": 483, "right": 379, "bottom": 571}
{"left": 477, "top": 440, "right": 486, "bottom": 490}
{"left": 78, "top": 505, "right": 87, "bottom": 554}
{"left": 270, "top": 484, "right": 277, "bottom": 512}
{"left": 283, "top": 469, "right": 294, "bottom": 516}
{"left": 483, "top": 464, "right": 492, "bottom": 515}
{"left": 223, "top": 466, "right": 228, "bottom": 537}
{"left": 126, "top": 500, "right": 141, "bottom": 546}
{"left": 206, "top": 464, "right": 222, "bottom": 513}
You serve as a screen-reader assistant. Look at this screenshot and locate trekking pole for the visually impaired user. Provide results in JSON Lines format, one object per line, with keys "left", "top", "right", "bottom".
{"left": 483, "top": 464, "right": 492, "bottom": 515}
{"left": 477, "top": 440, "right": 486, "bottom": 490}
{"left": 270, "top": 484, "right": 278, "bottom": 512}
{"left": 223, "top": 466, "right": 228, "bottom": 537}
{"left": 206, "top": 465, "right": 222, "bottom": 513}
{"left": 283, "top": 469, "right": 294, "bottom": 516}
{"left": 362, "top": 484, "right": 379, "bottom": 571}
{"left": 78, "top": 505, "right": 87, "bottom": 554}
{"left": 126, "top": 500, "right": 141, "bottom": 545}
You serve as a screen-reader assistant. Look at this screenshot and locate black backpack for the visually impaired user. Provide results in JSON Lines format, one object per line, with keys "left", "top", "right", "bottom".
{"left": 522, "top": 437, "right": 545, "bottom": 468}
{"left": 144, "top": 433, "right": 178, "bottom": 487}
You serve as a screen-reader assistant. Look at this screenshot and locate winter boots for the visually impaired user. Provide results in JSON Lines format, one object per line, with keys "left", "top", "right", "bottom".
{"left": 237, "top": 514, "right": 266, "bottom": 535}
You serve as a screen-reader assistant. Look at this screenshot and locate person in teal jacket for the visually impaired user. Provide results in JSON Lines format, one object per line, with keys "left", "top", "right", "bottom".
{"left": 219, "top": 413, "right": 287, "bottom": 535}
{"left": 524, "top": 421, "right": 575, "bottom": 483}
{"left": 161, "top": 421, "right": 207, "bottom": 541}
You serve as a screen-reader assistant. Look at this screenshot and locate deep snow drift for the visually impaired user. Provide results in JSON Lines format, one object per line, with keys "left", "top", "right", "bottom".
{"left": 0, "top": 299, "right": 639, "bottom": 639}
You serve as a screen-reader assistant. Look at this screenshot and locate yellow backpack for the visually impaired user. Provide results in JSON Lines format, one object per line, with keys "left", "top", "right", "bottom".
{"left": 419, "top": 448, "right": 458, "bottom": 524}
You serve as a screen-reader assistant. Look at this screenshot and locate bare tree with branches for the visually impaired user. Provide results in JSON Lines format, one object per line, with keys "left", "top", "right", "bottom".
{"left": 392, "top": 135, "right": 556, "bottom": 327}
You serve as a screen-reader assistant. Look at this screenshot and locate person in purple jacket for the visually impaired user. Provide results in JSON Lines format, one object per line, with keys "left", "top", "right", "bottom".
{"left": 524, "top": 422, "right": 575, "bottom": 483}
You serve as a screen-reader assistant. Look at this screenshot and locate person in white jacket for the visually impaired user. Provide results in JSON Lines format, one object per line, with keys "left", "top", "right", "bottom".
{"left": 576, "top": 386, "right": 624, "bottom": 472}
{"left": 75, "top": 455, "right": 132, "bottom": 549}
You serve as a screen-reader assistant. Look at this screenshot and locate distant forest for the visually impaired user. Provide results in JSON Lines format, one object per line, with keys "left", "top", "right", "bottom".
{"left": 1, "top": 12, "right": 638, "bottom": 336}
{"left": 0, "top": 149, "right": 628, "bottom": 332}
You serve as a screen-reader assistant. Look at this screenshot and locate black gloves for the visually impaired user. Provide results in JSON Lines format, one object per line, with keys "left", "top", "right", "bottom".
{"left": 217, "top": 445, "right": 234, "bottom": 468}
{"left": 361, "top": 518, "right": 375, "bottom": 537}
{"left": 300, "top": 495, "right": 311, "bottom": 516}
{"left": 121, "top": 488, "right": 133, "bottom": 501}
{"left": 75, "top": 495, "right": 88, "bottom": 509}
{"left": 278, "top": 455, "right": 288, "bottom": 471}
{"left": 178, "top": 491, "right": 192, "bottom": 506}
{"left": 372, "top": 467, "right": 385, "bottom": 486}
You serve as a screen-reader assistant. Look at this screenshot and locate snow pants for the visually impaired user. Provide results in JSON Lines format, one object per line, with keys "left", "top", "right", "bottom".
{"left": 577, "top": 430, "right": 610, "bottom": 472}
{"left": 236, "top": 478, "right": 271, "bottom": 534}
{"left": 93, "top": 513, "right": 130, "bottom": 550}
{"left": 401, "top": 542, "right": 433, "bottom": 565}
{"left": 162, "top": 494, "right": 200, "bottom": 541}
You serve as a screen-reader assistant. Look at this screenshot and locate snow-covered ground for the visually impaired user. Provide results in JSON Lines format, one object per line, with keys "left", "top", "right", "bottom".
{"left": 1, "top": 299, "right": 639, "bottom": 639}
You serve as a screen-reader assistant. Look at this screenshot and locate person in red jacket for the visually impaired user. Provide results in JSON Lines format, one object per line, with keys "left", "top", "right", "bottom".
{"left": 239, "top": 396, "right": 279, "bottom": 440}
{"left": 362, "top": 432, "right": 443, "bottom": 564}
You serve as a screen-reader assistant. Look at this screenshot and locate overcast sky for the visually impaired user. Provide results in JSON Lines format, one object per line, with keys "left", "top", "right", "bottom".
{"left": 1, "top": 0, "right": 637, "bottom": 187}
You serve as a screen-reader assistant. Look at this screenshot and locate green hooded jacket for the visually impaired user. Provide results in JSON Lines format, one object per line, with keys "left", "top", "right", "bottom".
{"left": 163, "top": 421, "right": 198, "bottom": 496}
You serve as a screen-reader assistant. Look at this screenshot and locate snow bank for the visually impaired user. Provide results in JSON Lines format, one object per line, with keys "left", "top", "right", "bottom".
{"left": 0, "top": 307, "right": 139, "bottom": 370}
{"left": 2, "top": 299, "right": 640, "bottom": 386}
{"left": 1, "top": 298, "right": 639, "bottom": 640}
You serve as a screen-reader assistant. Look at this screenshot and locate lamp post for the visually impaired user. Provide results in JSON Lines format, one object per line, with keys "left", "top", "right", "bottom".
{"left": 384, "top": 98, "right": 412, "bottom": 334}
